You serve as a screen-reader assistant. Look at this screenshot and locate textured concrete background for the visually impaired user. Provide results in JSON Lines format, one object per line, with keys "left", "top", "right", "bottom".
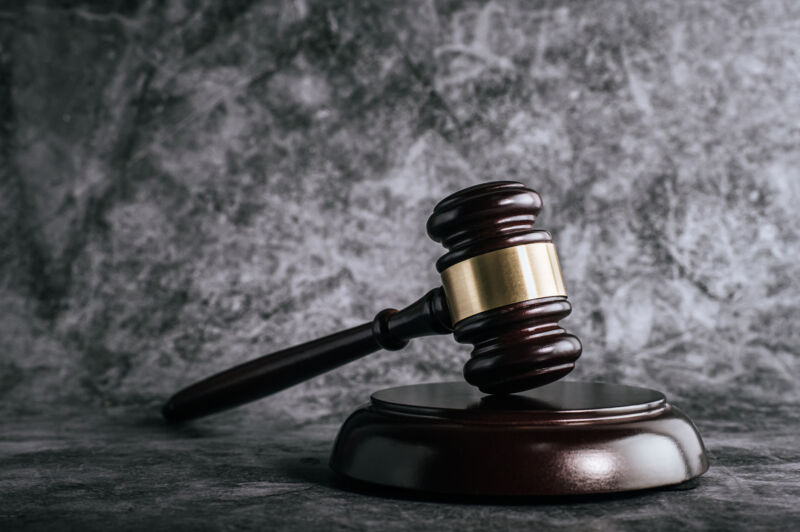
{"left": 2, "top": 1, "right": 800, "bottom": 529}
{"left": 3, "top": 0, "right": 799, "bottom": 420}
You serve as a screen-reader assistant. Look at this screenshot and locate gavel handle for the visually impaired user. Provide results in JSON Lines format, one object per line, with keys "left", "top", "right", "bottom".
{"left": 162, "top": 288, "right": 451, "bottom": 422}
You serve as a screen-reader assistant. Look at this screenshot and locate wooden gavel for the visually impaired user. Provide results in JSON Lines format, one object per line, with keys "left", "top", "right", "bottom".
{"left": 162, "top": 181, "right": 582, "bottom": 422}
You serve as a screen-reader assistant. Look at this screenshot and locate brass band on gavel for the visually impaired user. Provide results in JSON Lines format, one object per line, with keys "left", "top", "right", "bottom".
{"left": 440, "top": 243, "right": 567, "bottom": 324}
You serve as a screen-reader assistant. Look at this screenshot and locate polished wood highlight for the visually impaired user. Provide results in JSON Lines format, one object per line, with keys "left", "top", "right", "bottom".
{"left": 426, "top": 181, "right": 552, "bottom": 272}
{"left": 330, "top": 381, "right": 709, "bottom": 496}
{"left": 457, "top": 296, "right": 582, "bottom": 393}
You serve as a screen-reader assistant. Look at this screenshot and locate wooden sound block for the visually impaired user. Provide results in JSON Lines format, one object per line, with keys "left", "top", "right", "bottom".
{"left": 330, "top": 381, "right": 709, "bottom": 497}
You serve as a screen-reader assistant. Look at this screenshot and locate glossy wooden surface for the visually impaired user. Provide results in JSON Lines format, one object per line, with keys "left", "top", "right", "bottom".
{"left": 457, "top": 296, "right": 582, "bottom": 393}
{"left": 428, "top": 182, "right": 583, "bottom": 393}
{"left": 162, "top": 289, "right": 451, "bottom": 422}
{"left": 330, "top": 381, "right": 709, "bottom": 496}
{"left": 426, "top": 181, "right": 552, "bottom": 272}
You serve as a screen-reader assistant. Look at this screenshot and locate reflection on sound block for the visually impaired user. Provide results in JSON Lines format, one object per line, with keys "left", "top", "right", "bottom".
{"left": 330, "top": 381, "right": 708, "bottom": 497}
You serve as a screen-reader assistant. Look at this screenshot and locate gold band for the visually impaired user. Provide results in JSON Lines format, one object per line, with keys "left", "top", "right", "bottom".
{"left": 441, "top": 242, "right": 567, "bottom": 324}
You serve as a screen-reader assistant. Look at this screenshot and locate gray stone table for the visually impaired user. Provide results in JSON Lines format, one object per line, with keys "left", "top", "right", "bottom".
{"left": 2, "top": 391, "right": 799, "bottom": 531}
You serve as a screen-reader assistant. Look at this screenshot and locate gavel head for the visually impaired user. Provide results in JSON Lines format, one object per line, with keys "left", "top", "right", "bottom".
{"left": 427, "top": 181, "right": 582, "bottom": 394}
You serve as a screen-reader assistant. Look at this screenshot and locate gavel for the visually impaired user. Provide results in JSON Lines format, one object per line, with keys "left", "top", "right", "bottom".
{"left": 162, "top": 181, "right": 582, "bottom": 422}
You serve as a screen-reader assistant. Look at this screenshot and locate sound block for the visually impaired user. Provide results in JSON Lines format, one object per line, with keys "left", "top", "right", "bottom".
{"left": 330, "top": 381, "right": 708, "bottom": 496}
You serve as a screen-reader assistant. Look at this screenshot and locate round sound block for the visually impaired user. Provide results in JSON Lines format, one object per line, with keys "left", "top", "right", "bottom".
{"left": 330, "top": 381, "right": 708, "bottom": 496}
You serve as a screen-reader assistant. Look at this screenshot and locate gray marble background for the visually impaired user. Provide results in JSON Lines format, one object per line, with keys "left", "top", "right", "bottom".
{"left": 2, "top": 1, "right": 800, "bottom": 529}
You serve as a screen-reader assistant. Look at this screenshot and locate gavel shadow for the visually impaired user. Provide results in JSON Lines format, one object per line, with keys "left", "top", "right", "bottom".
{"left": 276, "top": 457, "right": 703, "bottom": 506}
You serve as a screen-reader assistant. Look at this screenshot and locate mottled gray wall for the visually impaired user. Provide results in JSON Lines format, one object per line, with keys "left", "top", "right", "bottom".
{"left": 2, "top": 0, "right": 799, "bottom": 420}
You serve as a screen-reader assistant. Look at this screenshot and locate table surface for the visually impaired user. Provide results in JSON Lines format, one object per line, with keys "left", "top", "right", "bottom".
{"left": 2, "top": 391, "right": 799, "bottom": 532}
